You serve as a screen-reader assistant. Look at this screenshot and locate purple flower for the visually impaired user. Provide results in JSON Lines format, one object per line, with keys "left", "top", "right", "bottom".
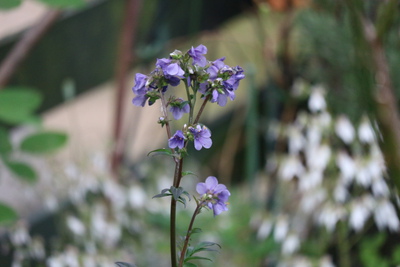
{"left": 196, "top": 176, "right": 230, "bottom": 216}
{"left": 188, "top": 45, "right": 208, "bottom": 67}
{"left": 156, "top": 58, "right": 184, "bottom": 86}
{"left": 189, "top": 125, "right": 212, "bottom": 150}
{"left": 132, "top": 73, "right": 150, "bottom": 107}
{"left": 169, "top": 130, "right": 186, "bottom": 149}
{"left": 169, "top": 98, "right": 190, "bottom": 120}
{"left": 200, "top": 61, "right": 245, "bottom": 107}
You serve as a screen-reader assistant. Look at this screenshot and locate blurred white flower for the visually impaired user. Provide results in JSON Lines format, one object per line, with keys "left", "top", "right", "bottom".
{"left": 299, "top": 171, "right": 323, "bottom": 191}
{"left": 358, "top": 116, "right": 375, "bottom": 143}
{"left": 288, "top": 125, "right": 306, "bottom": 155}
{"left": 63, "top": 247, "right": 79, "bottom": 267}
{"left": 103, "top": 222, "right": 122, "bottom": 248}
{"left": 308, "top": 86, "right": 326, "bottom": 113}
{"left": 374, "top": 200, "right": 400, "bottom": 231}
{"left": 30, "top": 236, "right": 46, "bottom": 260}
{"left": 103, "top": 179, "right": 126, "bottom": 209}
{"left": 300, "top": 188, "right": 326, "bottom": 213}
{"left": 128, "top": 185, "right": 147, "bottom": 209}
{"left": 371, "top": 177, "right": 389, "bottom": 197}
{"left": 282, "top": 234, "right": 300, "bottom": 255}
{"left": 305, "top": 144, "right": 331, "bottom": 172}
{"left": 333, "top": 182, "right": 348, "bottom": 203}
{"left": 317, "top": 204, "right": 345, "bottom": 232}
{"left": 355, "top": 160, "right": 372, "bottom": 187}
{"left": 349, "top": 196, "right": 375, "bottom": 231}
{"left": 335, "top": 116, "right": 355, "bottom": 144}
{"left": 82, "top": 255, "right": 96, "bottom": 267}
{"left": 66, "top": 216, "right": 85, "bottom": 237}
{"left": 315, "top": 112, "right": 332, "bottom": 129}
{"left": 257, "top": 218, "right": 273, "bottom": 240}
{"left": 47, "top": 254, "right": 64, "bottom": 267}
{"left": 319, "top": 256, "right": 335, "bottom": 267}
{"left": 336, "top": 151, "right": 356, "bottom": 184}
{"left": 279, "top": 155, "right": 305, "bottom": 181}
{"left": 10, "top": 221, "right": 31, "bottom": 246}
{"left": 306, "top": 124, "right": 322, "bottom": 147}
{"left": 274, "top": 215, "right": 289, "bottom": 242}
{"left": 44, "top": 194, "right": 59, "bottom": 212}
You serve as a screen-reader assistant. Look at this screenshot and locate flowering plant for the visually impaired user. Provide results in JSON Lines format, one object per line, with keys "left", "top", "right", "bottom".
{"left": 123, "top": 45, "right": 244, "bottom": 267}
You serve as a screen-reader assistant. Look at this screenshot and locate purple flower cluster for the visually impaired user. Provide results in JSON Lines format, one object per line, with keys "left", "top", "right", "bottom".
{"left": 196, "top": 176, "right": 230, "bottom": 216}
{"left": 199, "top": 57, "right": 245, "bottom": 106}
{"left": 169, "top": 98, "right": 190, "bottom": 120}
{"left": 168, "top": 124, "right": 212, "bottom": 151}
{"left": 131, "top": 44, "right": 245, "bottom": 110}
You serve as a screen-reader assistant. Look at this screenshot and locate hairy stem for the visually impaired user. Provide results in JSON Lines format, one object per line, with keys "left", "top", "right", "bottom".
{"left": 184, "top": 79, "right": 194, "bottom": 125}
{"left": 194, "top": 95, "right": 211, "bottom": 125}
{"left": 178, "top": 203, "right": 202, "bottom": 267}
{"left": 170, "top": 158, "right": 183, "bottom": 267}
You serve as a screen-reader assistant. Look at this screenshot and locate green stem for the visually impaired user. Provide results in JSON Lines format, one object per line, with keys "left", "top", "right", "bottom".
{"left": 178, "top": 203, "right": 202, "bottom": 267}
{"left": 184, "top": 79, "right": 194, "bottom": 125}
{"left": 337, "top": 221, "right": 351, "bottom": 267}
{"left": 170, "top": 158, "right": 183, "bottom": 267}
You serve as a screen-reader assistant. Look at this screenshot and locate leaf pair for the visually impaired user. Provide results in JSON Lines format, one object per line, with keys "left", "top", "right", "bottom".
{"left": 153, "top": 186, "right": 191, "bottom": 208}
{"left": 183, "top": 241, "right": 221, "bottom": 266}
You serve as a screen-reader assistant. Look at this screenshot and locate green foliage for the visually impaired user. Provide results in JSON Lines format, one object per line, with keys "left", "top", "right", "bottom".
{"left": 0, "top": 87, "right": 68, "bottom": 225}
{"left": 37, "top": 0, "right": 86, "bottom": 8}
{"left": 20, "top": 131, "right": 68, "bottom": 154}
{"left": 0, "top": 0, "right": 21, "bottom": 9}
{"left": 147, "top": 148, "right": 180, "bottom": 159}
{"left": 115, "top": 262, "right": 137, "bottom": 267}
{"left": 0, "top": 202, "right": 18, "bottom": 225}
{"left": 4, "top": 160, "right": 37, "bottom": 183}
{"left": 359, "top": 233, "right": 390, "bottom": 267}
{"left": 153, "top": 186, "right": 191, "bottom": 208}
{"left": 376, "top": 0, "right": 398, "bottom": 41}
{"left": 0, "top": 127, "right": 12, "bottom": 154}
{"left": 0, "top": 88, "right": 42, "bottom": 125}
{"left": 183, "top": 241, "right": 221, "bottom": 266}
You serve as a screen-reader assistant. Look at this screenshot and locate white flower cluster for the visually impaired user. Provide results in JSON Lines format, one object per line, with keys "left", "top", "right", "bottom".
{"left": 265, "top": 83, "right": 400, "bottom": 265}
{"left": 7, "top": 153, "right": 174, "bottom": 267}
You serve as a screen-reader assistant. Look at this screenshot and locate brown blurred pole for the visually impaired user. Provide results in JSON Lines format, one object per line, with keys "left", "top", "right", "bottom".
{"left": 111, "top": 0, "right": 141, "bottom": 176}
{"left": 0, "top": 10, "right": 61, "bottom": 89}
{"left": 362, "top": 19, "right": 400, "bottom": 187}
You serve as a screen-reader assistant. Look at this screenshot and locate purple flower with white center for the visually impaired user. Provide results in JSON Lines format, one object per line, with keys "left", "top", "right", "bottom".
{"left": 156, "top": 58, "right": 185, "bottom": 86}
{"left": 189, "top": 125, "right": 212, "bottom": 150}
{"left": 188, "top": 45, "right": 208, "bottom": 67}
{"left": 199, "top": 59, "right": 245, "bottom": 107}
{"left": 168, "top": 130, "right": 186, "bottom": 149}
{"left": 196, "top": 176, "right": 230, "bottom": 216}
{"left": 132, "top": 73, "right": 150, "bottom": 107}
{"left": 169, "top": 98, "right": 190, "bottom": 120}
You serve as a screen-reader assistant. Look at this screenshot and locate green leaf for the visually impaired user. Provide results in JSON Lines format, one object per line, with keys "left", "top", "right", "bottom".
{"left": 147, "top": 148, "right": 179, "bottom": 158}
{"left": 0, "top": 202, "right": 17, "bottom": 225}
{"left": 20, "top": 131, "right": 67, "bottom": 154}
{"left": 391, "top": 245, "right": 400, "bottom": 264}
{"left": 171, "top": 186, "right": 184, "bottom": 201}
{"left": 0, "top": 0, "right": 21, "bottom": 9}
{"left": 184, "top": 256, "right": 212, "bottom": 262}
{"left": 152, "top": 188, "right": 172, "bottom": 199}
{"left": 0, "top": 127, "right": 12, "bottom": 155}
{"left": 182, "top": 171, "right": 197, "bottom": 177}
{"left": 0, "top": 88, "right": 42, "bottom": 124}
{"left": 37, "top": 0, "right": 85, "bottom": 8}
{"left": 190, "top": 228, "right": 202, "bottom": 235}
{"left": 5, "top": 160, "right": 37, "bottom": 183}
{"left": 183, "top": 263, "right": 197, "bottom": 267}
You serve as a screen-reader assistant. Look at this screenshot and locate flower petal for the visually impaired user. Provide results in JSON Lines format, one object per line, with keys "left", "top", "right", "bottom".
{"left": 205, "top": 176, "right": 218, "bottom": 191}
